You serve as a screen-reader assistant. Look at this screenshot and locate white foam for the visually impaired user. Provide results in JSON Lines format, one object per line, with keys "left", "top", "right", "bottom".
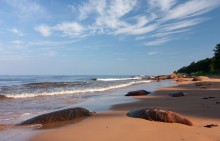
{"left": 96, "top": 77, "right": 142, "bottom": 81}
{"left": 5, "top": 80, "right": 151, "bottom": 99}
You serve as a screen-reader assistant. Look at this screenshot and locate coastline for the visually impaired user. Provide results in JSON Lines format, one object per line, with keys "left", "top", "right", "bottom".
{"left": 29, "top": 78, "right": 220, "bottom": 141}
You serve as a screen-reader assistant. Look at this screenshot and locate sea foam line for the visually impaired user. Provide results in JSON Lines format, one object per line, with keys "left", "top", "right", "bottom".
{"left": 95, "top": 77, "right": 142, "bottom": 81}
{"left": 5, "top": 80, "right": 151, "bottom": 98}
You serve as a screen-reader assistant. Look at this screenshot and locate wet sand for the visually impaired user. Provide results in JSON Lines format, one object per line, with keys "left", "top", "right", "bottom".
{"left": 30, "top": 78, "right": 220, "bottom": 141}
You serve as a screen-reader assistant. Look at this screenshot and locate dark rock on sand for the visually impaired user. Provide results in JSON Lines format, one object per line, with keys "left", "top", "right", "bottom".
{"left": 127, "top": 108, "right": 193, "bottom": 126}
{"left": 125, "top": 90, "right": 151, "bottom": 96}
{"left": 202, "top": 97, "right": 215, "bottom": 100}
{"left": 192, "top": 76, "right": 209, "bottom": 81}
{"left": 169, "top": 92, "right": 185, "bottom": 97}
{"left": 0, "top": 95, "right": 8, "bottom": 99}
{"left": 195, "top": 83, "right": 203, "bottom": 86}
{"left": 17, "top": 107, "right": 93, "bottom": 126}
{"left": 204, "top": 124, "right": 218, "bottom": 128}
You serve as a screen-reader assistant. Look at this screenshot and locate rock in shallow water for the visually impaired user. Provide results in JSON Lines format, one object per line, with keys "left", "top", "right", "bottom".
{"left": 17, "top": 107, "right": 93, "bottom": 126}
{"left": 125, "top": 90, "right": 151, "bottom": 96}
{"left": 169, "top": 92, "right": 185, "bottom": 97}
{"left": 127, "top": 108, "right": 193, "bottom": 126}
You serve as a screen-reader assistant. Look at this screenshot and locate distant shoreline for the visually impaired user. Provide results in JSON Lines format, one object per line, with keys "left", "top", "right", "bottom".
{"left": 29, "top": 77, "right": 220, "bottom": 141}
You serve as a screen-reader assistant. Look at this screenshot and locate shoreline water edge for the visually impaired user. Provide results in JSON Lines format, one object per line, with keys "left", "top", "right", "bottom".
{"left": 1, "top": 74, "right": 220, "bottom": 141}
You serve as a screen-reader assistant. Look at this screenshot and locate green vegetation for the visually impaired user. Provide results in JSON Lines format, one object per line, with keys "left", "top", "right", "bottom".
{"left": 176, "top": 43, "right": 220, "bottom": 75}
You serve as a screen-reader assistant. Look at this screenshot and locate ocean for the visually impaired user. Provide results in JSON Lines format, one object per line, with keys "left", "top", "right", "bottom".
{"left": 0, "top": 75, "right": 174, "bottom": 125}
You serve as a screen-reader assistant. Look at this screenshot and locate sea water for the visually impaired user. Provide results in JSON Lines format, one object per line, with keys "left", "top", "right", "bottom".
{"left": 0, "top": 75, "right": 174, "bottom": 125}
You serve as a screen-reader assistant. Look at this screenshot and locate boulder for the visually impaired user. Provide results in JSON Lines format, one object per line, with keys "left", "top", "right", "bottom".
{"left": 176, "top": 78, "right": 184, "bottom": 82}
{"left": 127, "top": 108, "right": 193, "bottom": 126}
{"left": 17, "top": 107, "right": 93, "bottom": 126}
{"left": 169, "top": 92, "right": 185, "bottom": 97}
{"left": 0, "top": 95, "right": 7, "bottom": 99}
{"left": 125, "top": 90, "right": 151, "bottom": 96}
{"left": 168, "top": 74, "right": 177, "bottom": 79}
{"left": 192, "top": 76, "right": 209, "bottom": 81}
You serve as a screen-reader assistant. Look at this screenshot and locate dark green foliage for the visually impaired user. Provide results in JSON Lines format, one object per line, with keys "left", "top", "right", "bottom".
{"left": 213, "top": 43, "right": 220, "bottom": 73}
{"left": 176, "top": 43, "right": 220, "bottom": 75}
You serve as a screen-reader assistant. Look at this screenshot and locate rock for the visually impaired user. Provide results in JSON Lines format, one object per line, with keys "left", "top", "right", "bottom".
{"left": 204, "top": 124, "right": 218, "bottom": 128}
{"left": 176, "top": 78, "right": 184, "bottom": 82}
{"left": 127, "top": 108, "right": 193, "bottom": 126}
{"left": 0, "top": 95, "right": 8, "bottom": 99}
{"left": 17, "top": 107, "right": 93, "bottom": 126}
{"left": 125, "top": 90, "right": 151, "bottom": 96}
{"left": 169, "top": 92, "right": 185, "bottom": 97}
{"left": 195, "top": 83, "right": 203, "bottom": 86}
{"left": 168, "top": 74, "right": 177, "bottom": 79}
{"left": 0, "top": 124, "right": 3, "bottom": 130}
{"left": 192, "top": 76, "right": 209, "bottom": 81}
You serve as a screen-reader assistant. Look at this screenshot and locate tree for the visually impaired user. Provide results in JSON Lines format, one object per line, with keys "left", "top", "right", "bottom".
{"left": 214, "top": 43, "right": 220, "bottom": 58}
{"left": 213, "top": 43, "right": 220, "bottom": 73}
{"left": 176, "top": 42, "right": 220, "bottom": 75}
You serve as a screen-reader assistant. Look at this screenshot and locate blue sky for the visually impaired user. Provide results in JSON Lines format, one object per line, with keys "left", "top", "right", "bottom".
{"left": 0, "top": 0, "right": 220, "bottom": 75}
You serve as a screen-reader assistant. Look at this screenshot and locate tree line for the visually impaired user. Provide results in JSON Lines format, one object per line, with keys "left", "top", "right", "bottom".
{"left": 176, "top": 43, "right": 220, "bottom": 75}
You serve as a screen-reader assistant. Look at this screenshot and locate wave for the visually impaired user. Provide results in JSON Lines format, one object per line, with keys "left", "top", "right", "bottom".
{"left": 4, "top": 80, "right": 151, "bottom": 99}
{"left": 23, "top": 82, "right": 87, "bottom": 88}
{"left": 93, "top": 76, "right": 142, "bottom": 81}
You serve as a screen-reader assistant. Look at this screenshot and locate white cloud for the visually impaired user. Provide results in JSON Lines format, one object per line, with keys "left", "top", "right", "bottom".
{"left": 148, "top": 0, "right": 176, "bottom": 12}
{"left": 147, "top": 51, "right": 158, "bottom": 55}
{"left": 164, "top": 0, "right": 220, "bottom": 20}
{"left": 33, "top": 0, "right": 220, "bottom": 45}
{"left": 161, "top": 18, "right": 204, "bottom": 32}
{"left": 144, "top": 37, "right": 171, "bottom": 46}
{"left": 54, "top": 22, "right": 84, "bottom": 36}
{"left": 115, "top": 24, "right": 157, "bottom": 35}
{"left": 27, "top": 40, "right": 81, "bottom": 47}
{"left": 77, "top": 0, "right": 106, "bottom": 20}
{"left": 152, "top": 29, "right": 190, "bottom": 38}
{"left": 35, "top": 25, "right": 51, "bottom": 37}
{"left": 5, "top": 0, "right": 45, "bottom": 20}
{"left": 10, "top": 28, "right": 24, "bottom": 36}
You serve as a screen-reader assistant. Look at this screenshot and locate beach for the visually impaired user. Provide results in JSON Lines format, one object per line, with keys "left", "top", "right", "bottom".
{"left": 29, "top": 77, "right": 220, "bottom": 141}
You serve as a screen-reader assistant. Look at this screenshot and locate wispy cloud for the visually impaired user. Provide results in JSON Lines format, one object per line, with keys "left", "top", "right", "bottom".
{"left": 145, "top": 37, "right": 171, "bottom": 46}
{"left": 5, "top": 0, "right": 45, "bottom": 20}
{"left": 161, "top": 18, "right": 205, "bottom": 32}
{"left": 147, "top": 51, "right": 158, "bottom": 55}
{"left": 10, "top": 28, "right": 24, "bottom": 36}
{"left": 54, "top": 22, "right": 84, "bottom": 37}
{"left": 152, "top": 29, "right": 190, "bottom": 38}
{"left": 164, "top": 0, "right": 220, "bottom": 21}
{"left": 35, "top": 24, "right": 51, "bottom": 37}
{"left": 35, "top": 0, "right": 220, "bottom": 46}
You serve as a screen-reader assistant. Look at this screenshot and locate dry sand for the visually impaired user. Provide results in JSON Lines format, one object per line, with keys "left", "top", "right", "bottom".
{"left": 30, "top": 78, "right": 220, "bottom": 141}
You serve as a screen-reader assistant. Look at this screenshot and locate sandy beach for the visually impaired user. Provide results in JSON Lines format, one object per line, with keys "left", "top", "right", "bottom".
{"left": 28, "top": 78, "right": 220, "bottom": 141}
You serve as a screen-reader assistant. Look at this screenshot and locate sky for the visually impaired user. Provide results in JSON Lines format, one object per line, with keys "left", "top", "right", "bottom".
{"left": 0, "top": 0, "right": 220, "bottom": 75}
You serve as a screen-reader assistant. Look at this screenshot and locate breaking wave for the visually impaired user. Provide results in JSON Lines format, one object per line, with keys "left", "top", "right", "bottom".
{"left": 3, "top": 80, "right": 151, "bottom": 99}
{"left": 93, "top": 76, "right": 142, "bottom": 81}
